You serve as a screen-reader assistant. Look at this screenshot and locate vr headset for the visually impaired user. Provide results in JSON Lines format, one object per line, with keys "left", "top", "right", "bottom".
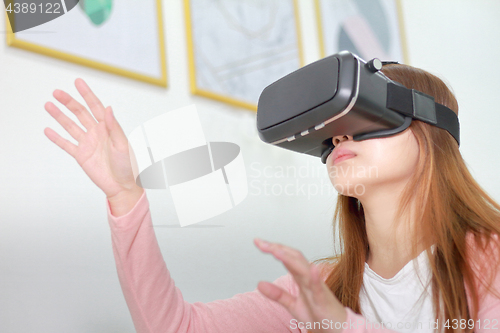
{"left": 256, "top": 51, "right": 460, "bottom": 164}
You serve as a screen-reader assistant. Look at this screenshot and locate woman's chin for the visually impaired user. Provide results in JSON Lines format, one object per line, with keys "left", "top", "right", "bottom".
{"left": 331, "top": 179, "right": 370, "bottom": 198}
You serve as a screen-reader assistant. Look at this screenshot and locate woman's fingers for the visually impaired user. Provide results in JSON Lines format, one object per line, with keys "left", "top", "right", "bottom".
{"left": 255, "top": 239, "right": 312, "bottom": 287}
{"left": 74, "top": 78, "right": 106, "bottom": 122}
{"left": 255, "top": 239, "right": 332, "bottom": 306}
{"left": 257, "top": 281, "right": 295, "bottom": 309}
{"left": 44, "top": 127, "right": 78, "bottom": 158}
{"left": 44, "top": 101, "right": 86, "bottom": 142}
{"left": 104, "top": 106, "right": 128, "bottom": 150}
{"left": 255, "top": 239, "right": 348, "bottom": 329}
{"left": 309, "top": 263, "right": 327, "bottom": 301}
{"left": 52, "top": 89, "right": 97, "bottom": 131}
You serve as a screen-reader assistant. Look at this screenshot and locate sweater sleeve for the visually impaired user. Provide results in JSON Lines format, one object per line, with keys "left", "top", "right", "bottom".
{"left": 107, "top": 191, "right": 306, "bottom": 333}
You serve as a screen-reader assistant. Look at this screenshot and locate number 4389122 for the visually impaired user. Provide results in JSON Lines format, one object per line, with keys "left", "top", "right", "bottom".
{"left": 5, "top": 2, "right": 62, "bottom": 14}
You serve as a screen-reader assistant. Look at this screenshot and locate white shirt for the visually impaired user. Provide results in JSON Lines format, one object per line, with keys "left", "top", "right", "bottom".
{"left": 359, "top": 247, "right": 437, "bottom": 332}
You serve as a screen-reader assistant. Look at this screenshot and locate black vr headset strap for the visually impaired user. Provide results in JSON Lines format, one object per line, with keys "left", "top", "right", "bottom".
{"left": 386, "top": 82, "right": 460, "bottom": 146}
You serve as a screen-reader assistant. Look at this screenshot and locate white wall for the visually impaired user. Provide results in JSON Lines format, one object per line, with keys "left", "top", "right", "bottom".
{"left": 1, "top": 1, "right": 500, "bottom": 332}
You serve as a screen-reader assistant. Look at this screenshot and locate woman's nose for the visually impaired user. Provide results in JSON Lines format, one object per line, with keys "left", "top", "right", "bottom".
{"left": 332, "top": 134, "right": 353, "bottom": 146}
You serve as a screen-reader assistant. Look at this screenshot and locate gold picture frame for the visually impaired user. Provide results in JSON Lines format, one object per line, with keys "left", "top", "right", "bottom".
{"left": 5, "top": 0, "right": 167, "bottom": 87}
{"left": 315, "top": 0, "right": 409, "bottom": 64}
{"left": 184, "top": 0, "right": 304, "bottom": 111}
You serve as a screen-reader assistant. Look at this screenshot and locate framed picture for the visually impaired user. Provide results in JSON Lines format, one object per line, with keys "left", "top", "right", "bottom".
{"left": 5, "top": 0, "right": 167, "bottom": 87}
{"left": 315, "top": 0, "right": 408, "bottom": 63}
{"left": 184, "top": 0, "right": 304, "bottom": 111}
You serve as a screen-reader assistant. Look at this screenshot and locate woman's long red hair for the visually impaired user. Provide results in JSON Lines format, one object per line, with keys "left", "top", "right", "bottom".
{"left": 316, "top": 64, "right": 500, "bottom": 332}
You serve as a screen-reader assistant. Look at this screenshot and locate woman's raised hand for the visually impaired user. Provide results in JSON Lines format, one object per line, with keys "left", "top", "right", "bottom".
{"left": 254, "top": 239, "right": 348, "bottom": 333}
{"left": 44, "top": 78, "right": 143, "bottom": 216}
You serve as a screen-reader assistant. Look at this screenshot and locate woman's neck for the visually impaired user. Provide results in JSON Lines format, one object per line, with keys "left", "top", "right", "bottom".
{"left": 358, "top": 183, "right": 426, "bottom": 279}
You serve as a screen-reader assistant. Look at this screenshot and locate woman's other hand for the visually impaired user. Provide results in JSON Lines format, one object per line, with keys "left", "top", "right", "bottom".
{"left": 44, "top": 78, "right": 143, "bottom": 216}
{"left": 255, "top": 239, "right": 347, "bottom": 333}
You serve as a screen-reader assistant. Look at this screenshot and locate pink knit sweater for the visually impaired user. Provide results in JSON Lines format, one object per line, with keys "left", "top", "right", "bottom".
{"left": 107, "top": 191, "right": 500, "bottom": 333}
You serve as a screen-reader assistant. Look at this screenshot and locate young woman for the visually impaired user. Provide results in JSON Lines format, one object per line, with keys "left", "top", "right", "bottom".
{"left": 43, "top": 64, "right": 500, "bottom": 333}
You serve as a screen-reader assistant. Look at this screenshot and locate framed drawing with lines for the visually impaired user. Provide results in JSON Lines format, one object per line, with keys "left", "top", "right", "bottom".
{"left": 315, "top": 0, "right": 408, "bottom": 63}
{"left": 184, "top": 0, "right": 304, "bottom": 111}
{"left": 5, "top": 0, "right": 167, "bottom": 87}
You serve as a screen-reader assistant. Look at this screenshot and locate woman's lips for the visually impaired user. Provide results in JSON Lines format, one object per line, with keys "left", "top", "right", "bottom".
{"left": 330, "top": 148, "right": 357, "bottom": 165}
{"left": 333, "top": 154, "right": 356, "bottom": 165}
